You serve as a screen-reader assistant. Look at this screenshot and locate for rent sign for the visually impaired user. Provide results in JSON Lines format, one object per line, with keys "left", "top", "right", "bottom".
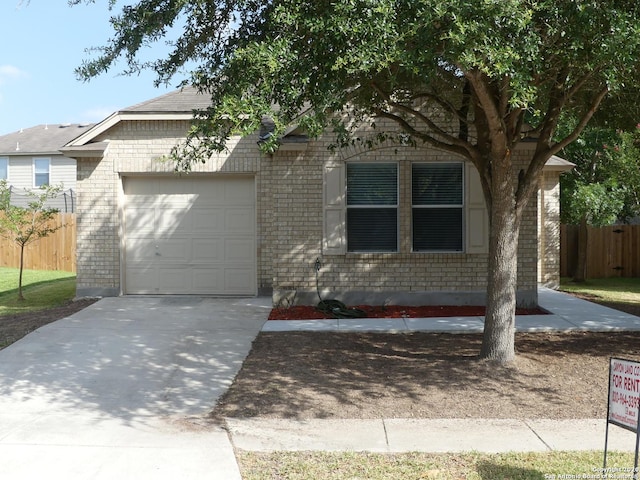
{"left": 609, "top": 358, "right": 640, "bottom": 432}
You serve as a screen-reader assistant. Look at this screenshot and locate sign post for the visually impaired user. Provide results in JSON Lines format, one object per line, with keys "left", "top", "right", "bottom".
{"left": 605, "top": 357, "right": 640, "bottom": 478}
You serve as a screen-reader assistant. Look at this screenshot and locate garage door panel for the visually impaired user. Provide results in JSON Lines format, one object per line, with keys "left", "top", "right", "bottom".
{"left": 125, "top": 207, "right": 156, "bottom": 234}
{"left": 157, "top": 208, "right": 193, "bottom": 235}
{"left": 157, "top": 267, "right": 192, "bottom": 292}
{"left": 157, "top": 239, "right": 192, "bottom": 263}
{"left": 124, "top": 180, "right": 157, "bottom": 195}
{"left": 192, "top": 268, "right": 224, "bottom": 292}
{"left": 225, "top": 208, "right": 255, "bottom": 233}
{"left": 223, "top": 180, "right": 254, "bottom": 205}
{"left": 125, "top": 239, "right": 157, "bottom": 262}
{"left": 192, "top": 208, "right": 225, "bottom": 233}
{"left": 224, "top": 238, "right": 256, "bottom": 263}
{"left": 156, "top": 194, "right": 198, "bottom": 209}
{"left": 126, "top": 265, "right": 156, "bottom": 293}
{"left": 192, "top": 238, "right": 224, "bottom": 262}
{"left": 124, "top": 176, "right": 256, "bottom": 295}
{"left": 225, "top": 269, "right": 254, "bottom": 292}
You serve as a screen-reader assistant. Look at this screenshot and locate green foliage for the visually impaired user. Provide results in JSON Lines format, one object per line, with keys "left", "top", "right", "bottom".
{"left": 560, "top": 126, "right": 640, "bottom": 226}
{"left": 563, "top": 183, "right": 623, "bottom": 227}
{"left": 0, "top": 180, "right": 64, "bottom": 300}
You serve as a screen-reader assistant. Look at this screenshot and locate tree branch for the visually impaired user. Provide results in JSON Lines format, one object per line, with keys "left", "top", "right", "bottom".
{"left": 372, "top": 107, "right": 474, "bottom": 161}
{"left": 464, "top": 70, "right": 504, "bottom": 140}
{"left": 551, "top": 85, "right": 609, "bottom": 155}
{"left": 516, "top": 84, "right": 609, "bottom": 209}
{"left": 370, "top": 81, "right": 475, "bottom": 155}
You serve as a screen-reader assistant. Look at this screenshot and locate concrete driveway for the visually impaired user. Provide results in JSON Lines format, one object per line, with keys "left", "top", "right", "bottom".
{"left": 0, "top": 296, "right": 271, "bottom": 479}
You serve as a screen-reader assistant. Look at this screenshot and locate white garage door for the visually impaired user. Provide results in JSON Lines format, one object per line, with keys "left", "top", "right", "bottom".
{"left": 123, "top": 176, "right": 256, "bottom": 295}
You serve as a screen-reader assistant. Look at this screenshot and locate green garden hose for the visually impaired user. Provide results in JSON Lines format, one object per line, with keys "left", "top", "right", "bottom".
{"left": 315, "top": 258, "right": 367, "bottom": 319}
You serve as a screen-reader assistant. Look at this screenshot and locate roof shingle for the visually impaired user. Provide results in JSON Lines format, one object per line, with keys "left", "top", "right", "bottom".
{"left": 0, "top": 124, "right": 95, "bottom": 155}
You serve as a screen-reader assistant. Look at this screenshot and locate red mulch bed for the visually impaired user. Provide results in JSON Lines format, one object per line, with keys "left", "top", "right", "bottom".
{"left": 269, "top": 304, "right": 548, "bottom": 320}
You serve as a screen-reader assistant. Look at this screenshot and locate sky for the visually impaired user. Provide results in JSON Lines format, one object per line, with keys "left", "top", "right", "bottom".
{"left": 0, "top": 1, "right": 182, "bottom": 135}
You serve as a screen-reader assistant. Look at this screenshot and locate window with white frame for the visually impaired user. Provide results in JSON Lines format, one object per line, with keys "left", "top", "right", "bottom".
{"left": 412, "top": 162, "right": 464, "bottom": 252}
{"left": 346, "top": 162, "right": 398, "bottom": 252}
{"left": 33, "top": 158, "right": 50, "bottom": 187}
{"left": 0, "top": 157, "right": 7, "bottom": 180}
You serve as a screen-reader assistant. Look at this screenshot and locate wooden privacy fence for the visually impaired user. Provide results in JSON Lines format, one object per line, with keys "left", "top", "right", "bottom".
{"left": 0, "top": 213, "right": 76, "bottom": 272}
{"left": 561, "top": 224, "right": 640, "bottom": 278}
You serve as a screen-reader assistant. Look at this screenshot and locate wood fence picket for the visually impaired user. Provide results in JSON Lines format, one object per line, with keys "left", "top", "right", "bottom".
{"left": 561, "top": 224, "right": 640, "bottom": 278}
{"left": 0, "top": 213, "right": 76, "bottom": 272}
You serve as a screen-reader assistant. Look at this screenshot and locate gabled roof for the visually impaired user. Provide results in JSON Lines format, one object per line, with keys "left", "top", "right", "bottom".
{"left": 0, "top": 124, "right": 95, "bottom": 156}
{"left": 65, "top": 87, "right": 211, "bottom": 148}
{"left": 121, "top": 86, "right": 213, "bottom": 113}
{"left": 544, "top": 155, "right": 575, "bottom": 171}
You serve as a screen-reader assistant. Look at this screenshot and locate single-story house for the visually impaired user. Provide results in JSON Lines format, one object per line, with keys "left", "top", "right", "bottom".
{"left": 62, "top": 88, "right": 572, "bottom": 306}
{"left": 0, "top": 124, "right": 93, "bottom": 212}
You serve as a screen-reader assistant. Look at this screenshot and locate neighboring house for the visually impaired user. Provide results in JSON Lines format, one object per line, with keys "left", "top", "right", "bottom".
{"left": 0, "top": 124, "right": 94, "bottom": 212}
{"left": 62, "top": 88, "right": 572, "bottom": 306}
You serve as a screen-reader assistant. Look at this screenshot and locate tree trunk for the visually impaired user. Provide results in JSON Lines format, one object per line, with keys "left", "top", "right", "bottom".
{"left": 18, "top": 243, "right": 25, "bottom": 301}
{"left": 573, "top": 218, "right": 589, "bottom": 283}
{"left": 480, "top": 160, "right": 521, "bottom": 363}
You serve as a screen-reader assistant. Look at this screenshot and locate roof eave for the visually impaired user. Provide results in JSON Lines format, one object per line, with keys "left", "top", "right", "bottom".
{"left": 543, "top": 155, "right": 576, "bottom": 172}
{"left": 59, "top": 142, "right": 109, "bottom": 158}
{"left": 65, "top": 112, "right": 195, "bottom": 147}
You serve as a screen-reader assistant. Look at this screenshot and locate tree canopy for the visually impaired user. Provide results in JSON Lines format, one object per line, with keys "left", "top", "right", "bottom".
{"left": 72, "top": 0, "right": 640, "bottom": 362}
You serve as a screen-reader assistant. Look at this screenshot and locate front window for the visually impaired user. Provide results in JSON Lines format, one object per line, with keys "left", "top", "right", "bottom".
{"left": 412, "top": 162, "right": 464, "bottom": 252}
{"left": 0, "top": 157, "right": 7, "bottom": 180}
{"left": 346, "top": 163, "right": 398, "bottom": 252}
{"left": 34, "top": 158, "right": 50, "bottom": 187}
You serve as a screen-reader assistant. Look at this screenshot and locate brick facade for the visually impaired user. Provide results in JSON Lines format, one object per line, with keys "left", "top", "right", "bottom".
{"left": 267, "top": 136, "right": 541, "bottom": 307}
{"left": 75, "top": 120, "right": 268, "bottom": 296}
{"left": 74, "top": 117, "right": 563, "bottom": 307}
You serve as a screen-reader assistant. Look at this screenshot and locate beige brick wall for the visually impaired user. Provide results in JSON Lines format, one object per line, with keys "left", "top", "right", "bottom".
{"left": 76, "top": 155, "right": 120, "bottom": 296}
{"left": 268, "top": 135, "right": 541, "bottom": 307}
{"left": 538, "top": 171, "right": 561, "bottom": 288}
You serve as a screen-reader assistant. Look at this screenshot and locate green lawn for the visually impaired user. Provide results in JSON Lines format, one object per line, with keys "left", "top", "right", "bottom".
{"left": 237, "top": 450, "right": 635, "bottom": 480}
{"left": 0, "top": 268, "right": 76, "bottom": 316}
{"left": 560, "top": 277, "right": 640, "bottom": 305}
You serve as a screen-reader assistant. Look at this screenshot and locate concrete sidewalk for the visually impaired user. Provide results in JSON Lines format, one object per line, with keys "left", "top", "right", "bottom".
{"left": 226, "top": 417, "right": 638, "bottom": 453}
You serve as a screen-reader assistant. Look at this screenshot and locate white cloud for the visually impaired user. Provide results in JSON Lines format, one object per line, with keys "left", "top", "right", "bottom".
{"left": 0, "top": 64, "right": 28, "bottom": 85}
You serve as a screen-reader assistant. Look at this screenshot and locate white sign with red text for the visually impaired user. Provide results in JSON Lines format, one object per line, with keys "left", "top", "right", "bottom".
{"left": 609, "top": 357, "right": 640, "bottom": 432}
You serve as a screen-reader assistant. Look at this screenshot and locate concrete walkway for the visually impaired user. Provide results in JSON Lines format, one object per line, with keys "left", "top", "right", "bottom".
{"left": 262, "top": 287, "right": 640, "bottom": 333}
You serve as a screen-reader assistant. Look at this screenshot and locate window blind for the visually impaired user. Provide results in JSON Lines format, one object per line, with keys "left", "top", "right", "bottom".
{"left": 347, "top": 163, "right": 398, "bottom": 205}
{"left": 346, "top": 163, "right": 398, "bottom": 252}
{"left": 412, "top": 162, "right": 464, "bottom": 252}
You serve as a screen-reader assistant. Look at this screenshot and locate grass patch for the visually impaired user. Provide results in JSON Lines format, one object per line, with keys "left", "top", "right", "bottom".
{"left": 237, "top": 450, "right": 636, "bottom": 480}
{"left": 0, "top": 268, "right": 76, "bottom": 316}
{"left": 560, "top": 277, "right": 640, "bottom": 305}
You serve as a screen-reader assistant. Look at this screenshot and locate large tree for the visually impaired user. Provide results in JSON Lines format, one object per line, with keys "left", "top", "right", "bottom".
{"left": 72, "top": 0, "right": 640, "bottom": 362}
